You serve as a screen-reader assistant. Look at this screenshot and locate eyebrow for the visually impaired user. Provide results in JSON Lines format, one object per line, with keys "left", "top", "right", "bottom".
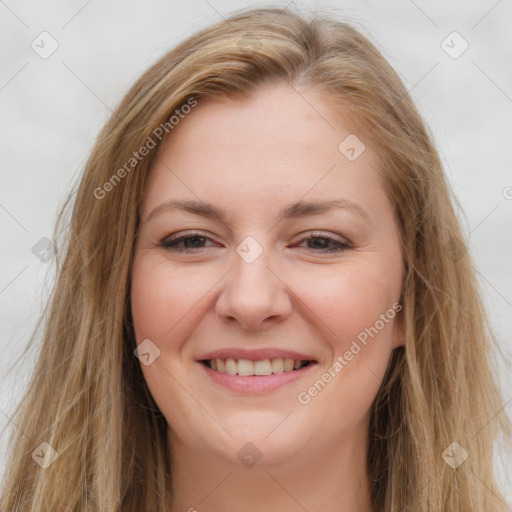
{"left": 145, "top": 198, "right": 369, "bottom": 224}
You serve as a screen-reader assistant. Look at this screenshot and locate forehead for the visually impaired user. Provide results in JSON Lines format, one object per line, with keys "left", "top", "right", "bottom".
{"left": 142, "top": 84, "right": 387, "bottom": 220}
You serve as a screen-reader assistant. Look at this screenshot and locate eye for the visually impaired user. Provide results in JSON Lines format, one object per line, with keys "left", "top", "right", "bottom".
{"left": 294, "top": 232, "right": 352, "bottom": 253}
{"left": 160, "top": 232, "right": 219, "bottom": 253}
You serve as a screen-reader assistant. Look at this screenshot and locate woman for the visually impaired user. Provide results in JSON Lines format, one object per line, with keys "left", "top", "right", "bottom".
{"left": 1, "top": 6, "right": 510, "bottom": 511}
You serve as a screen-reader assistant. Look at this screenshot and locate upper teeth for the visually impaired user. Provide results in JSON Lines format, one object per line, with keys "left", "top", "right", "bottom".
{"left": 209, "top": 358, "right": 308, "bottom": 376}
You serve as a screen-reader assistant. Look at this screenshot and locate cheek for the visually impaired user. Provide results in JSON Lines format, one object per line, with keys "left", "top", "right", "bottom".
{"left": 130, "top": 256, "right": 214, "bottom": 422}
{"left": 130, "top": 255, "right": 212, "bottom": 345}
{"left": 288, "top": 261, "right": 400, "bottom": 354}
{"left": 290, "top": 266, "right": 400, "bottom": 435}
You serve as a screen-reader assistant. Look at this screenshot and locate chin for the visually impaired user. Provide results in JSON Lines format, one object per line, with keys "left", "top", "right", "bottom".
{"left": 201, "top": 413, "right": 311, "bottom": 467}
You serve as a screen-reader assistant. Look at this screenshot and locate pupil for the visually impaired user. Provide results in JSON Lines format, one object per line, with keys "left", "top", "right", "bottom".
{"left": 310, "top": 238, "right": 327, "bottom": 248}
{"left": 187, "top": 236, "right": 203, "bottom": 248}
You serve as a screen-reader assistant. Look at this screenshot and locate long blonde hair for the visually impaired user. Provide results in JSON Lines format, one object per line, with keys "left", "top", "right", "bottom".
{"left": 1, "top": 6, "right": 510, "bottom": 511}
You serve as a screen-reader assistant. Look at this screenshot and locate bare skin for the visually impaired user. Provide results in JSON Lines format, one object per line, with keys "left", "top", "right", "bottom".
{"left": 130, "top": 83, "right": 405, "bottom": 512}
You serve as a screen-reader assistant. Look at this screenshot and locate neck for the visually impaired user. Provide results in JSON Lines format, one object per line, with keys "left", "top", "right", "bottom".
{"left": 168, "top": 418, "right": 373, "bottom": 512}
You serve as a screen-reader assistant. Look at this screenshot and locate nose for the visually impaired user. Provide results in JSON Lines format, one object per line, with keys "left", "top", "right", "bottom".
{"left": 214, "top": 244, "right": 293, "bottom": 331}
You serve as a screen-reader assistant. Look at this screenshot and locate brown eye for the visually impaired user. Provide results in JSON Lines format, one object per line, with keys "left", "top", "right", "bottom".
{"left": 295, "top": 233, "right": 352, "bottom": 253}
{"left": 161, "top": 232, "right": 218, "bottom": 252}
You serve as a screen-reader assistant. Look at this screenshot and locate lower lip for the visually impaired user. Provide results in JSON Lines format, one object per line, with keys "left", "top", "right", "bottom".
{"left": 198, "top": 362, "right": 317, "bottom": 393}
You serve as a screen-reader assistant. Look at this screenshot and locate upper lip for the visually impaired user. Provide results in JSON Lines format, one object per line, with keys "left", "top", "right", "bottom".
{"left": 196, "top": 348, "right": 317, "bottom": 362}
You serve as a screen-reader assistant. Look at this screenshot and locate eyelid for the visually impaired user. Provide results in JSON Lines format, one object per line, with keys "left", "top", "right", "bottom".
{"left": 294, "top": 230, "right": 351, "bottom": 245}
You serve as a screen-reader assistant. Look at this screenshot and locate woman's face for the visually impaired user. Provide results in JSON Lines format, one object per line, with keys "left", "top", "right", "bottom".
{"left": 130, "top": 83, "right": 404, "bottom": 466}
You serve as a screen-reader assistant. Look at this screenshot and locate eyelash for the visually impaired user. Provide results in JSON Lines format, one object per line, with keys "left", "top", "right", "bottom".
{"left": 160, "top": 231, "right": 352, "bottom": 254}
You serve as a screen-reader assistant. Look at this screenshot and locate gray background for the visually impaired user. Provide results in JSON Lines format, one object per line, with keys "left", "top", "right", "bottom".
{"left": 1, "top": 0, "right": 511, "bottom": 500}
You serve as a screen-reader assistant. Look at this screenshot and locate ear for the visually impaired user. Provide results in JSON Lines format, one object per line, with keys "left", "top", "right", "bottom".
{"left": 391, "top": 303, "right": 405, "bottom": 349}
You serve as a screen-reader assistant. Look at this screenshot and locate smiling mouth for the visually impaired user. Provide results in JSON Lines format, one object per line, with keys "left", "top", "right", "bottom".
{"left": 199, "top": 358, "right": 316, "bottom": 376}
